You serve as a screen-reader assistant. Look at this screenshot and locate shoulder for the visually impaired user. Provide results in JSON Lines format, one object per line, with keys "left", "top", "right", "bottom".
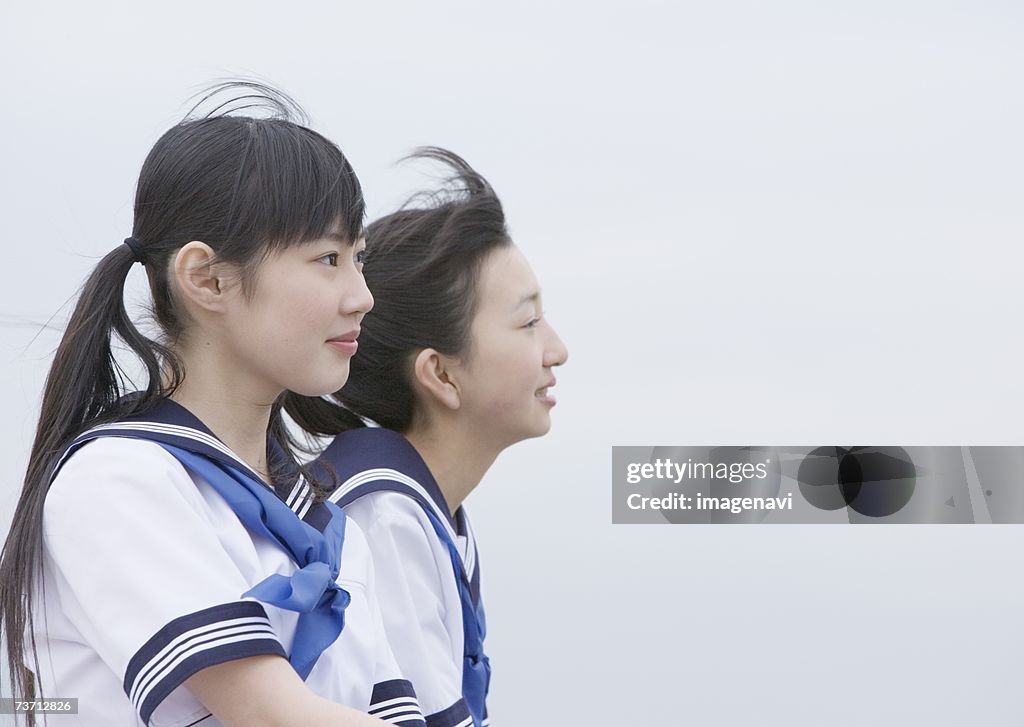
{"left": 52, "top": 435, "right": 187, "bottom": 485}
{"left": 345, "top": 492, "right": 455, "bottom": 586}
{"left": 48, "top": 438, "right": 195, "bottom": 507}
{"left": 44, "top": 437, "right": 202, "bottom": 534}
{"left": 346, "top": 491, "right": 438, "bottom": 541}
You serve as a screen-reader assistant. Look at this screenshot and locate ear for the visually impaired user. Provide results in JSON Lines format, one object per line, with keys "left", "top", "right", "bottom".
{"left": 173, "top": 241, "right": 234, "bottom": 312}
{"left": 411, "top": 348, "right": 461, "bottom": 412}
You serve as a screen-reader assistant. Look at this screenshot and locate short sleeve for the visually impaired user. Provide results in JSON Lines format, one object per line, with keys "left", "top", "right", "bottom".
{"left": 43, "top": 438, "right": 287, "bottom": 726}
{"left": 348, "top": 494, "right": 475, "bottom": 727}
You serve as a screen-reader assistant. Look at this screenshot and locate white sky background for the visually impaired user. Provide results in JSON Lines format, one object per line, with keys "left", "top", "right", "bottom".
{"left": 2, "top": 1, "right": 1023, "bottom": 724}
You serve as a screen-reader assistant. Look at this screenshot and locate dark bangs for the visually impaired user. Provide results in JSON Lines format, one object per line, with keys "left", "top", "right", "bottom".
{"left": 236, "top": 119, "right": 365, "bottom": 255}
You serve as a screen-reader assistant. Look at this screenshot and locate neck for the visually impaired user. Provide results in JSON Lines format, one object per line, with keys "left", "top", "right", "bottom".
{"left": 169, "top": 338, "right": 280, "bottom": 483}
{"left": 405, "top": 420, "right": 501, "bottom": 515}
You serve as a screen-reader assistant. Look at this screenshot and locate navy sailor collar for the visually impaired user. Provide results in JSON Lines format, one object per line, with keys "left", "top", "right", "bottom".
{"left": 55, "top": 398, "right": 318, "bottom": 522}
{"left": 317, "top": 427, "right": 456, "bottom": 531}
{"left": 316, "top": 427, "right": 482, "bottom": 599}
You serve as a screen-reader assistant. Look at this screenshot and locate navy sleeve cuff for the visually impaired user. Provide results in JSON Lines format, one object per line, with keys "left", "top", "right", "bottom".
{"left": 426, "top": 697, "right": 475, "bottom": 727}
{"left": 369, "top": 679, "right": 426, "bottom": 726}
{"left": 124, "top": 601, "right": 286, "bottom": 724}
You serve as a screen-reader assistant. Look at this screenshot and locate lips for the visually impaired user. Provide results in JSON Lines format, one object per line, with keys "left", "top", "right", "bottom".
{"left": 535, "top": 377, "right": 557, "bottom": 405}
{"left": 327, "top": 329, "right": 360, "bottom": 356}
{"left": 328, "top": 328, "right": 360, "bottom": 343}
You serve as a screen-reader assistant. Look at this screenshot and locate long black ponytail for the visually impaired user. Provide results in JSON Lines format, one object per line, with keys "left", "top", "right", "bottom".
{"left": 0, "top": 82, "right": 364, "bottom": 720}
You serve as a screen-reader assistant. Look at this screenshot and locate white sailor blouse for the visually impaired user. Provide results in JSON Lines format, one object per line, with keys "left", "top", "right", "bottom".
{"left": 318, "top": 428, "right": 492, "bottom": 727}
{"left": 31, "top": 399, "right": 425, "bottom": 727}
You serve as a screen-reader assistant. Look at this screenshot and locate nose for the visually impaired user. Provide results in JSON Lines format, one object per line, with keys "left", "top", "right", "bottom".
{"left": 542, "top": 319, "right": 568, "bottom": 368}
{"left": 341, "top": 265, "right": 374, "bottom": 317}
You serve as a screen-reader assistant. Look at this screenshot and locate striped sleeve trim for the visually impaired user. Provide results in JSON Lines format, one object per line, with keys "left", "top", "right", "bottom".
{"left": 369, "top": 679, "right": 426, "bottom": 726}
{"left": 124, "top": 601, "right": 286, "bottom": 724}
{"left": 425, "top": 698, "right": 474, "bottom": 727}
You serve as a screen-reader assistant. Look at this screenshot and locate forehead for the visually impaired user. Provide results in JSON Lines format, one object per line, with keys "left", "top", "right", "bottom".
{"left": 475, "top": 246, "right": 540, "bottom": 311}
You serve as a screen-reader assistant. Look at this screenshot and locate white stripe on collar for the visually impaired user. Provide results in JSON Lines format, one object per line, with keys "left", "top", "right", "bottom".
{"left": 285, "top": 475, "right": 314, "bottom": 518}
{"left": 68, "top": 421, "right": 248, "bottom": 471}
{"left": 460, "top": 507, "right": 478, "bottom": 577}
{"left": 330, "top": 467, "right": 475, "bottom": 575}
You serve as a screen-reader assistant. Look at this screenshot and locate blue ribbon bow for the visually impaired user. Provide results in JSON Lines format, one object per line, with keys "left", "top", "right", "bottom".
{"left": 162, "top": 445, "right": 350, "bottom": 679}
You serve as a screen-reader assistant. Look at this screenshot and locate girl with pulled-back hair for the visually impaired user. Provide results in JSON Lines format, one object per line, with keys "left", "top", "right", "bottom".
{"left": 286, "top": 148, "right": 570, "bottom": 727}
{"left": 0, "top": 84, "right": 426, "bottom": 727}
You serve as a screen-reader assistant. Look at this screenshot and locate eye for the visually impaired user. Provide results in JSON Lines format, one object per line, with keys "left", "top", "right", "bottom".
{"left": 524, "top": 315, "right": 542, "bottom": 329}
{"left": 354, "top": 248, "right": 367, "bottom": 267}
{"left": 318, "top": 252, "right": 339, "bottom": 267}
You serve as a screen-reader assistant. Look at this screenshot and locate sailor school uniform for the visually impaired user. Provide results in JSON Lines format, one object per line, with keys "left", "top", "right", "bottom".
{"left": 317, "top": 428, "right": 492, "bottom": 727}
{"left": 31, "top": 399, "right": 425, "bottom": 727}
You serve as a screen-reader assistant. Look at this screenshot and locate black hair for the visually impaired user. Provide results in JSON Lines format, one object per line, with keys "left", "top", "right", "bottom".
{"left": 285, "top": 147, "right": 510, "bottom": 438}
{"left": 0, "top": 82, "right": 364, "bottom": 722}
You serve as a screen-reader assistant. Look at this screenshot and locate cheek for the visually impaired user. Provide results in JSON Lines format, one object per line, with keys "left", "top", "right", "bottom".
{"left": 242, "top": 293, "right": 331, "bottom": 360}
{"left": 485, "top": 348, "right": 543, "bottom": 401}
{"left": 460, "top": 329, "right": 546, "bottom": 409}
{"left": 275, "top": 286, "right": 334, "bottom": 331}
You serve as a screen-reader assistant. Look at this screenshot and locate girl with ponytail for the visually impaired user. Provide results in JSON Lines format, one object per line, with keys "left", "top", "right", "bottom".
{"left": 287, "top": 148, "right": 570, "bottom": 727}
{"left": 0, "top": 84, "right": 424, "bottom": 727}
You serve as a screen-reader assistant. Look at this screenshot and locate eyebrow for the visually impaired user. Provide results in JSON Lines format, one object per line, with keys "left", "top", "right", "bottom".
{"left": 514, "top": 291, "right": 541, "bottom": 310}
{"left": 322, "top": 231, "right": 362, "bottom": 246}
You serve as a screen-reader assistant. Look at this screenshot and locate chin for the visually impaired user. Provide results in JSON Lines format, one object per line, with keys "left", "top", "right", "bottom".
{"left": 290, "top": 371, "right": 351, "bottom": 398}
{"left": 527, "top": 417, "right": 553, "bottom": 439}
